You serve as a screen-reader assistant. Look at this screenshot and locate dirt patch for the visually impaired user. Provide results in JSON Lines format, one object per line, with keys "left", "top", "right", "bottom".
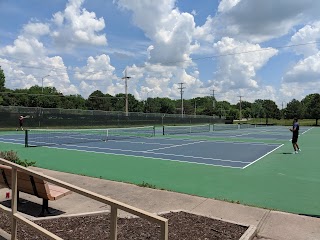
{"left": 0, "top": 211, "right": 248, "bottom": 239}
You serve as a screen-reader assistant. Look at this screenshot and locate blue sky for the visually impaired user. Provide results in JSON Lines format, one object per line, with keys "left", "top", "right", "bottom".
{"left": 0, "top": 0, "right": 319, "bottom": 107}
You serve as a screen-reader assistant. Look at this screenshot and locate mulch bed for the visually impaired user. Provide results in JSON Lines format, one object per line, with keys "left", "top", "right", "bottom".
{"left": 0, "top": 211, "right": 247, "bottom": 239}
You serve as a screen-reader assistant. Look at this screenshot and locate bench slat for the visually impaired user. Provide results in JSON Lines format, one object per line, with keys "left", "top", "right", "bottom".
{"left": 0, "top": 165, "right": 71, "bottom": 201}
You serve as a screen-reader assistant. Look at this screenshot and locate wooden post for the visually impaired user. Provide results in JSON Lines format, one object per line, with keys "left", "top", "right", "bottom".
{"left": 11, "top": 167, "right": 18, "bottom": 240}
{"left": 110, "top": 205, "right": 118, "bottom": 240}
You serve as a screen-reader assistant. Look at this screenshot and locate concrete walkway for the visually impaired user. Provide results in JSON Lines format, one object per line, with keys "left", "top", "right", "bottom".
{"left": 1, "top": 167, "right": 320, "bottom": 240}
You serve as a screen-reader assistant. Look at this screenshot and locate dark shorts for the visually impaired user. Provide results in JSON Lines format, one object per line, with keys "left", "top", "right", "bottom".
{"left": 292, "top": 136, "right": 298, "bottom": 143}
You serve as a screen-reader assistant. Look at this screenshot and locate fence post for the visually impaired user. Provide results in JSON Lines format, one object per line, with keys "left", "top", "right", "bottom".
{"left": 110, "top": 205, "right": 118, "bottom": 240}
{"left": 160, "top": 221, "right": 168, "bottom": 240}
{"left": 11, "top": 167, "right": 18, "bottom": 240}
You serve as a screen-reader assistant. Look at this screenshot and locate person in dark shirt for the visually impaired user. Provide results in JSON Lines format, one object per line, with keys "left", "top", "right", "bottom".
{"left": 289, "top": 118, "right": 301, "bottom": 154}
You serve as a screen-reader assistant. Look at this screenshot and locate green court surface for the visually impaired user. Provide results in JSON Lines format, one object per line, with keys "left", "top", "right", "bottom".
{"left": 0, "top": 127, "right": 319, "bottom": 216}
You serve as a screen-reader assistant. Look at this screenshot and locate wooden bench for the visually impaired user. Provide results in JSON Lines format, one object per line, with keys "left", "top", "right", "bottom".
{"left": 0, "top": 164, "right": 71, "bottom": 216}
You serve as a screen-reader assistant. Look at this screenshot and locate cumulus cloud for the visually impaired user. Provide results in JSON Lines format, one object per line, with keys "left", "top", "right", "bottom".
{"left": 289, "top": 21, "right": 320, "bottom": 57}
{"left": 211, "top": 37, "right": 278, "bottom": 92}
{"left": 51, "top": 0, "right": 107, "bottom": 48}
{"left": 116, "top": 0, "right": 197, "bottom": 67}
{"left": 213, "top": 0, "right": 320, "bottom": 43}
{"left": 74, "top": 54, "right": 116, "bottom": 81}
{"left": 282, "top": 52, "right": 320, "bottom": 83}
{"left": 218, "top": 0, "right": 241, "bottom": 13}
{"left": 0, "top": 35, "right": 46, "bottom": 57}
{"left": 22, "top": 22, "right": 50, "bottom": 37}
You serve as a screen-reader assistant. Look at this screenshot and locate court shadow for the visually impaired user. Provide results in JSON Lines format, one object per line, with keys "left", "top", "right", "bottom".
{"left": 281, "top": 152, "right": 294, "bottom": 155}
{"left": 1, "top": 199, "right": 65, "bottom": 217}
{"left": 299, "top": 213, "right": 320, "bottom": 218}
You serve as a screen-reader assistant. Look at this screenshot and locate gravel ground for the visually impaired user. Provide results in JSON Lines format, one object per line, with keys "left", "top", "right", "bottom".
{"left": 0, "top": 211, "right": 248, "bottom": 239}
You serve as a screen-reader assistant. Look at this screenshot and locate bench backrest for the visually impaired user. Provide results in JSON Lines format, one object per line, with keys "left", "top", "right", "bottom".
{"left": 0, "top": 164, "right": 51, "bottom": 200}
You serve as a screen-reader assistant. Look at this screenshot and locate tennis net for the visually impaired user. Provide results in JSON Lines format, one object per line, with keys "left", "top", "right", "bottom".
{"left": 162, "top": 124, "right": 210, "bottom": 135}
{"left": 25, "top": 126, "right": 155, "bottom": 147}
{"left": 212, "top": 124, "right": 239, "bottom": 131}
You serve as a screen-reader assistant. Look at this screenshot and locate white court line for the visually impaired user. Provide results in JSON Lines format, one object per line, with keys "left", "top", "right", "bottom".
{"left": 301, "top": 127, "right": 313, "bottom": 135}
{"left": 242, "top": 144, "right": 284, "bottom": 169}
{"left": 43, "top": 145, "right": 243, "bottom": 169}
{"left": 108, "top": 139, "right": 172, "bottom": 146}
{"left": 0, "top": 140, "right": 24, "bottom": 145}
{"left": 286, "top": 126, "right": 314, "bottom": 141}
{"left": 53, "top": 143, "right": 251, "bottom": 163}
{"left": 145, "top": 140, "right": 206, "bottom": 152}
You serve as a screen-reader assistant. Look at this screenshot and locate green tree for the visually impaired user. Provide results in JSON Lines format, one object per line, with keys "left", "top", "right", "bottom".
{"left": 144, "top": 97, "right": 161, "bottom": 113}
{"left": 302, "top": 93, "right": 320, "bottom": 125}
{"left": 285, "top": 99, "right": 302, "bottom": 119}
{"left": 61, "top": 95, "right": 86, "bottom": 109}
{"left": 251, "top": 100, "right": 265, "bottom": 119}
{"left": 0, "top": 66, "right": 5, "bottom": 91}
{"left": 159, "top": 98, "right": 175, "bottom": 114}
{"left": 128, "top": 94, "right": 144, "bottom": 112}
{"left": 213, "top": 101, "right": 232, "bottom": 118}
{"left": 86, "top": 90, "right": 112, "bottom": 111}
{"left": 262, "top": 99, "right": 280, "bottom": 124}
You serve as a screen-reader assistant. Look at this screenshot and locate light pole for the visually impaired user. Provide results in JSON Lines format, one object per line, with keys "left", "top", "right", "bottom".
{"left": 122, "top": 68, "right": 131, "bottom": 116}
{"left": 41, "top": 75, "right": 50, "bottom": 93}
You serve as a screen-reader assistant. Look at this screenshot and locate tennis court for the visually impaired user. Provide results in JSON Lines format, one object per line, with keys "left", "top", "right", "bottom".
{"left": 0, "top": 124, "right": 319, "bottom": 216}
{"left": 0, "top": 125, "right": 284, "bottom": 169}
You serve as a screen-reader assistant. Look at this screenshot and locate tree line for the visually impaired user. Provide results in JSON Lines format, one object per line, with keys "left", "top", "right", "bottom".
{"left": 0, "top": 66, "right": 319, "bottom": 124}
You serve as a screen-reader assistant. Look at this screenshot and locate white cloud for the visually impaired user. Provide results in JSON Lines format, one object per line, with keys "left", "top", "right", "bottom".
{"left": 280, "top": 51, "right": 320, "bottom": 102}
{"left": 213, "top": 0, "right": 320, "bottom": 43}
{"left": 51, "top": 0, "right": 107, "bottom": 48}
{"left": 74, "top": 54, "right": 116, "bottom": 81}
{"left": 218, "top": 0, "right": 241, "bottom": 13}
{"left": 217, "top": 85, "right": 278, "bottom": 105}
{"left": 22, "top": 22, "right": 50, "bottom": 37}
{"left": 282, "top": 52, "right": 320, "bottom": 83}
{"left": 0, "top": 36, "right": 46, "bottom": 57}
{"left": 116, "top": 0, "right": 197, "bottom": 67}
{"left": 211, "top": 37, "right": 278, "bottom": 92}
{"left": 289, "top": 21, "right": 320, "bottom": 57}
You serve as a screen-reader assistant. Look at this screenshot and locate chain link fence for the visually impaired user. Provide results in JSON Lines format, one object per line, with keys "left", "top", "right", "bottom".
{"left": 0, "top": 106, "right": 224, "bottom": 129}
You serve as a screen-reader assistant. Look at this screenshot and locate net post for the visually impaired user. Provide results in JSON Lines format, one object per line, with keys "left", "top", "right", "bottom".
{"left": 162, "top": 126, "right": 165, "bottom": 135}
{"left": 153, "top": 126, "right": 155, "bottom": 137}
{"left": 25, "top": 130, "right": 28, "bottom": 147}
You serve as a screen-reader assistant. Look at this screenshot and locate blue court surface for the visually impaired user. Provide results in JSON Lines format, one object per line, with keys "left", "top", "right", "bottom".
{"left": 0, "top": 129, "right": 284, "bottom": 169}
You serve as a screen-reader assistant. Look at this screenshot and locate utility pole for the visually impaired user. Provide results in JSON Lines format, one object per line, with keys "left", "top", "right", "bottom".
{"left": 178, "top": 83, "right": 185, "bottom": 117}
{"left": 41, "top": 75, "right": 50, "bottom": 93}
{"left": 122, "top": 68, "right": 131, "bottom": 116}
{"left": 211, "top": 89, "right": 216, "bottom": 108}
{"left": 238, "top": 95, "right": 243, "bottom": 121}
{"left": 194, "top": 99, "right": 197, "bottom": 116}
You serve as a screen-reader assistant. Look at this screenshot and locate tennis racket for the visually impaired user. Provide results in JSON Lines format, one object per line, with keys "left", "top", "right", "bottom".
{"left": 24, "top": 115, "right": 31, "bottom": 118}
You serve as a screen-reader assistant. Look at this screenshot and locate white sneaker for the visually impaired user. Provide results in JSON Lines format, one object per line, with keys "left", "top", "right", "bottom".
{"left": 298, "top": 149, "right": 301, "bottom": 152}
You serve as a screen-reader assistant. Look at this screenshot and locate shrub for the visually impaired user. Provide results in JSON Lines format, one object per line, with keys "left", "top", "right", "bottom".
{"left": 0, "top": 150, "right": 36, "bottom": 167}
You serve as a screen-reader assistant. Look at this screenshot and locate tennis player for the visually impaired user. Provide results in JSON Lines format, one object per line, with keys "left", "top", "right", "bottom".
{"left": 289, "top": 118, "right": 301, "bottom": 154}
{"left": 16, "top": 115, "right": 26, "bottom": 131}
